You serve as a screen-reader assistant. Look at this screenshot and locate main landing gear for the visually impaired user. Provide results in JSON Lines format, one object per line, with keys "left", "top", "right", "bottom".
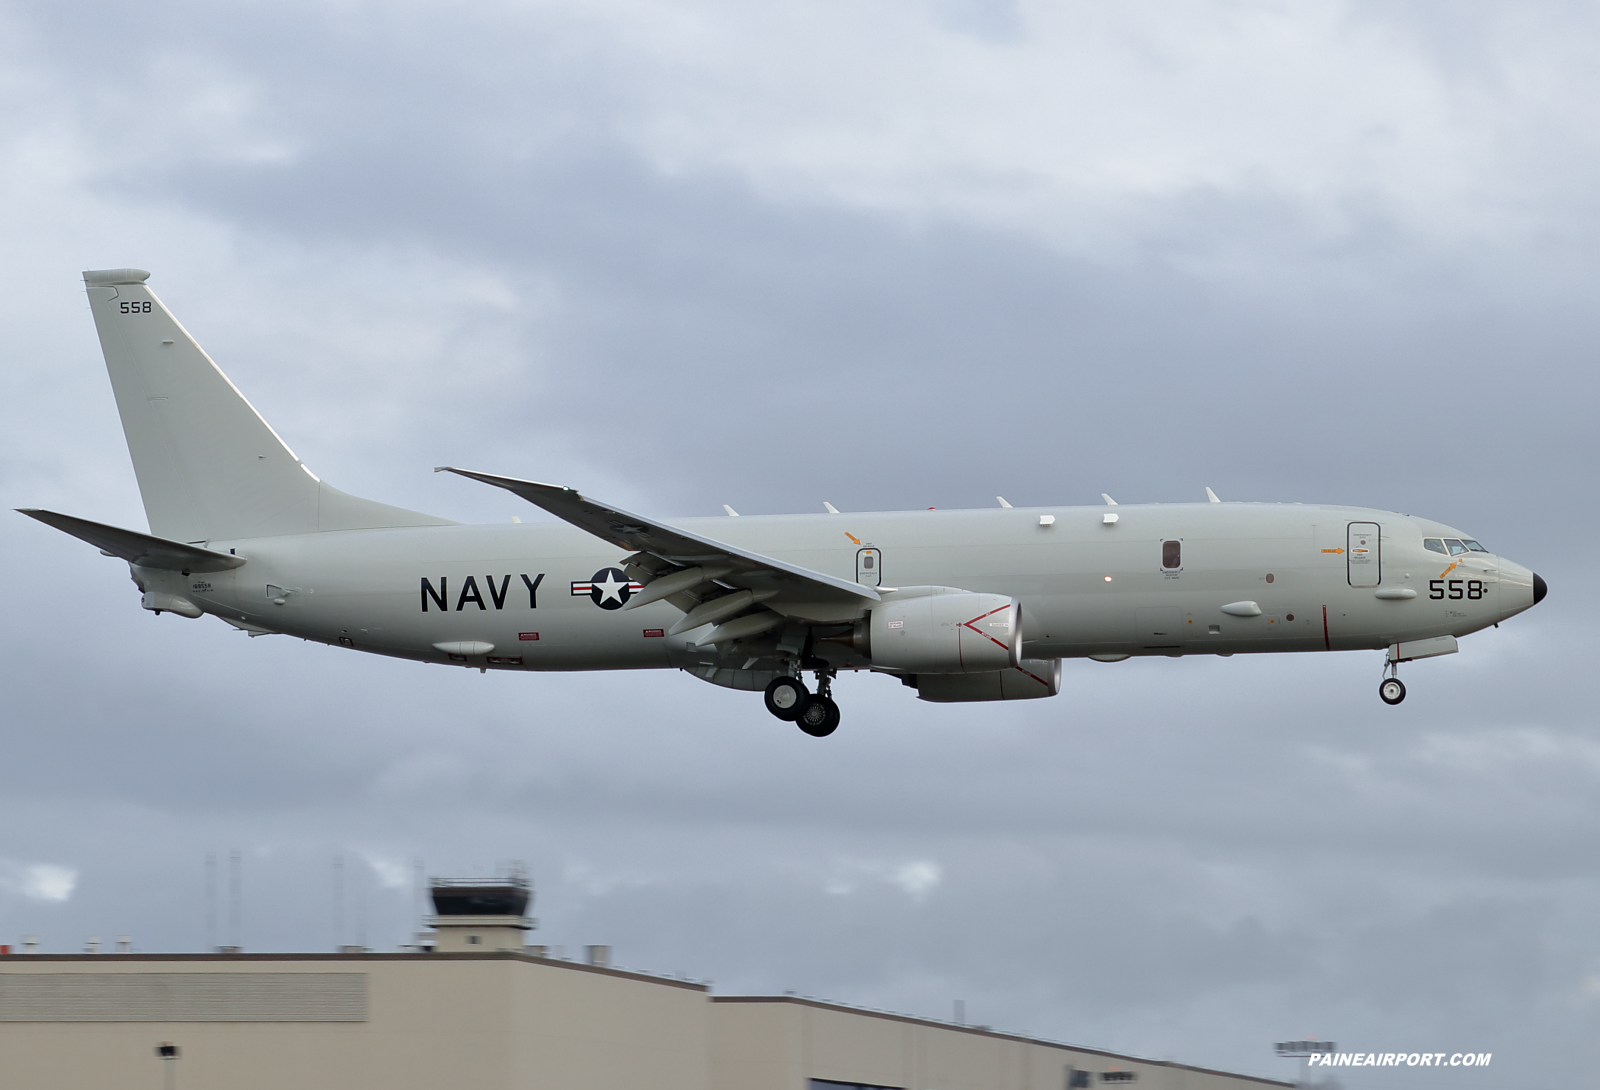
{"left": 1379, "top": 662, "right": 1407, "bottom": 706}
{"left": 764, "top": 676, "right": 806, "bottom": 720}
{"left": 764, "top": 670, "right": 840, "bottom": 737}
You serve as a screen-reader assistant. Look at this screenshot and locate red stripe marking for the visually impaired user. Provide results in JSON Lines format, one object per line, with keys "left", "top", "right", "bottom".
{"left": 960, "top": 604, "right": 1014, "bottom": 651}
{"left": 1321, "top": 605, "right": 1330, "bottom": 651}
{"left": 1016, "top": 664, "right": 1050, "bottom": 687}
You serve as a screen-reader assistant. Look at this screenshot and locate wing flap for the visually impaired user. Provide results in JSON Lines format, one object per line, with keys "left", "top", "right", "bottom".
{"left": 17, "top": 509, "right": 247, "bottom": 573}
{"left": 435, "top": 468, "right": 879, "bottom": 611}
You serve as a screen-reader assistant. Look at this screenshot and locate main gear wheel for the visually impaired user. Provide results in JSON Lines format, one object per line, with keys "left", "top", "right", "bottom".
{"left": 764, "top": 676, "right": 808, "bottom": 721}
{"left": 795, "top": 695, "right": 841, "bottom": 737}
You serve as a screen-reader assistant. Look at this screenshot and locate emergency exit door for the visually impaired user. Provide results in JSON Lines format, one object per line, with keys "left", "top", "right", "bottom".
{"left": 856, "top": 548, "right": 882, "bottom": 586}
{"left": 1347, "top": 523, "right": 1381, "bottom": 587}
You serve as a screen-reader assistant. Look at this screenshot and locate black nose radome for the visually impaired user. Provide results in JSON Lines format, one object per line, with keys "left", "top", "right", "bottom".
{"left": 1533, "top": 573, "right": 1547, "bottom": 605}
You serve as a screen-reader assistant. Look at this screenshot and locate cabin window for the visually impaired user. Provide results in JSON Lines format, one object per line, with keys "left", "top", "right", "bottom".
{"left": 1446, "top": 539, "right": 1469, "bottom": 556}
{"left": 1423, "top": 539, "right": 1448, "bottom": 555}
{"left": 1161, "top": 540, "right": 1181, "bottom": 569}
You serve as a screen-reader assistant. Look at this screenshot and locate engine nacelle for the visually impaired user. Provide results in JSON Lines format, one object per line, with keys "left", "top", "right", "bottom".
{"left": 869, "top": 589, "right": 1020, "bottom": 674}
{"left": 915, "top": 659, "right": 1062, "bottom": 702}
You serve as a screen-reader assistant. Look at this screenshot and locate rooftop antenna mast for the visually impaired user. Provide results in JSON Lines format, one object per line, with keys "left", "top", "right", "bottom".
{"left": 355, "top": 858, "right": 366, "bottom": 952}
{"left": 203, "top": 853, "right": 216, "bottom": 953}
{"left": 228, "top": 849, "right": 241, "bottom": 951}
{"left": 333, "top": 855, "right": 344, "bottom": 952}
{"left": 413, "top": 858, "right": 425, "bottom": 947}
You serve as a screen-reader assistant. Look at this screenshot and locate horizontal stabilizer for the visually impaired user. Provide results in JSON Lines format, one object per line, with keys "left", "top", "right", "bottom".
{"left": 16, "top": 509, "right": 246, "bottom": 573}
{"left": 435, "top": 467, "right": 879, "bottom": 611}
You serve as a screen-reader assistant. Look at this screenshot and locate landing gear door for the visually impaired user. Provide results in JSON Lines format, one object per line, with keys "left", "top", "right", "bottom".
{"left": 1348, "top": 522, "right": 1381, "bottom": 587}
{"left": 856, "top": 548, "right": 882, "bottom": 587}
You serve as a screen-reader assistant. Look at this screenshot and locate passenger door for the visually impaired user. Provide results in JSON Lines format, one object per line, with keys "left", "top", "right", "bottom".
{"left": 1347, "top": 522, "right": 1381, "bottom": 587}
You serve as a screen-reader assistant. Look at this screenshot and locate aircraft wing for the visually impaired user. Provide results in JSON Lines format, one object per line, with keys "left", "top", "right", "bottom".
{"left": 17, "top": 509, "right": 248, "bottom": 573}
{"left": 436, "top": 467, "right": 880, "bottom": 608}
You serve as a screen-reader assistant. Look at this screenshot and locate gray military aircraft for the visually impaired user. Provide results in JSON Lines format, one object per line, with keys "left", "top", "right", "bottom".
{"left": 20, "top": 269, "right": 1546, "bottom": 736}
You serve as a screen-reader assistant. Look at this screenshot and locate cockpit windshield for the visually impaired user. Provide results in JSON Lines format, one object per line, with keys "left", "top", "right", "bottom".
{"left": 1425, "top": 537, "right": 1490, "bottom": 555}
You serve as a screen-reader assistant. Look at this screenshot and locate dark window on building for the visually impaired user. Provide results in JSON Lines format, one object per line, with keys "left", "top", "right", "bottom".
{"left": 809, "top": 1081, "right": 903, "bottom": 1090}
{"left": 1162, "top": 540, "right": 1181, "bottom": 569}
{"left": 1067, "top": 1070, "right": 1092, "bottom": 1088}
{"left": 1101, "top": 1073, "right": 1138, "bottom": 1083}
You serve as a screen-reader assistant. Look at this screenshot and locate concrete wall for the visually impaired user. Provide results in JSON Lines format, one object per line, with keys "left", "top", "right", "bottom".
{"left": 707, "top": 997, "right": 1292, "bottom": 1090}
{"left": 0, "top": 953, "right": 707, "bottom": 1090}
{"left": 0, "top": 954, "right": 1286, "bottom": 1090}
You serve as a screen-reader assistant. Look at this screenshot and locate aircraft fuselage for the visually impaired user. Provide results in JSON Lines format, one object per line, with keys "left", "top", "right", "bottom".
{"left": 151, "top": 500, "right": 1537, "bottom": 673}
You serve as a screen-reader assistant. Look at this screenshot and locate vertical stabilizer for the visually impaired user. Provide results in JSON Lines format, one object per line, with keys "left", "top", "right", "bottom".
{"left": 83, "top": 269, "right": 452, "bottom": 542}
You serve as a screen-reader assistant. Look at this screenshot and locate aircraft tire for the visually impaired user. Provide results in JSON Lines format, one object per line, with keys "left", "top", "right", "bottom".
{"left": 764, "top": 676, "right": 808, "bottom": 721}
{"left": 1379, "top": 678, "right": 1406, "bottom": 706}
{"left": 795, "top": 696, "right": 840, "bottom": 737}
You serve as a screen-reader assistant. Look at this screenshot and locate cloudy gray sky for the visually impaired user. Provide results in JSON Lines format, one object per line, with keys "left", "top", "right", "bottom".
{"left": 2, "top": 1, "right": 1595, "bottom": 1085}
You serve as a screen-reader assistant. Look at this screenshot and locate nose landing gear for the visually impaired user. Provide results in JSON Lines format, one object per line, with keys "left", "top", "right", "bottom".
{"left": 1379, "top": 662, "right": 1407, "bottom": 706}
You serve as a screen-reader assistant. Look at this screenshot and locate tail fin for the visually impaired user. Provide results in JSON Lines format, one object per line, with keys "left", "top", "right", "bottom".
{"left": 83, "top": 269, "right": 453, "bottom": 542}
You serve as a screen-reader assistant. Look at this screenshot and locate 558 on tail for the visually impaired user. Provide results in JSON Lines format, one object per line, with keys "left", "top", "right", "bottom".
{"left": 20, "top": 269, "right": 1546, "bottom": 737}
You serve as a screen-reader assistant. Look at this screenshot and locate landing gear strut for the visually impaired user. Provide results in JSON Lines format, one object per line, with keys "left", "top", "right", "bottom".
{"left": 1379, "top": 662, "right": 1406, "bottom": 706}
{"left": 795, "top": 666, "right": 840, "bottom": 737}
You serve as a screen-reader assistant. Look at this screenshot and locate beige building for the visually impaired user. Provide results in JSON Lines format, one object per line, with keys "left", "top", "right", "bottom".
{"left": 0, "top": 880, "right": 1290, "bottom": 1090}
{"left": 0, "top": 950, "right": 1289, "bottom": 1090}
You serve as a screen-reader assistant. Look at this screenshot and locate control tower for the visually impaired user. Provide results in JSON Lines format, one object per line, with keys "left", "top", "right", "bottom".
{"left": 426, "top": 874, "right": 534, "bottom": 953}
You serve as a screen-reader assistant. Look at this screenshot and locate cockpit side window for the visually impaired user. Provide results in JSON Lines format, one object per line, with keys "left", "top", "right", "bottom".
{"left": 1462, "top": 539, "right": 1487, "bottom": 552}
{"left": 1423, "top": 538, "right": 1448, "bottom": 555}
{"left": 1446, "top": 539, "right": 1468, "bottom": 556}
